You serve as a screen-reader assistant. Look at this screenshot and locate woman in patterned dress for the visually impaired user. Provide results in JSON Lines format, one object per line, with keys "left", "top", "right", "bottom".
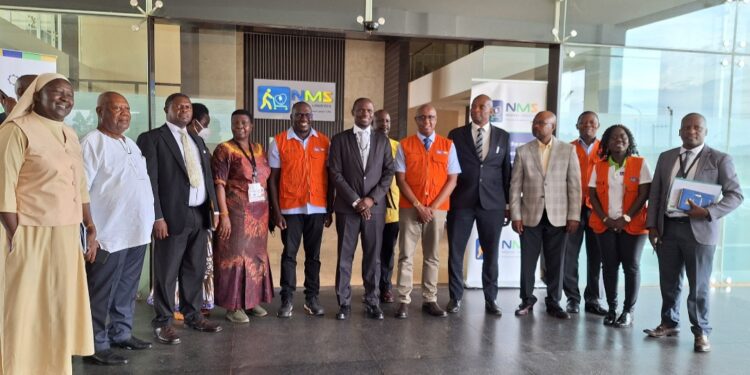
{"left": 212, "top": 109, "right": 273, "bottom": 323}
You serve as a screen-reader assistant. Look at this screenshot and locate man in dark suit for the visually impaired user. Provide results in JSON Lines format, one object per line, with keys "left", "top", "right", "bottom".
{"left": 328, "top": 97, "right": 395, "bottom": 320}
{"left": 446, "top": 94, "right": 512, "bottom": 316}
{"left": 137, "top": 93, "right": 221, "bottom": 345}
{"left": 644, "top": 113, "right": 743, "bottom": 352}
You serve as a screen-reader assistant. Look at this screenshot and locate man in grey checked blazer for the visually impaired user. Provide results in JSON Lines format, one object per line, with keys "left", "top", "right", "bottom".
{"left": 510, "top": 111, "right": 582, "bottom": 319}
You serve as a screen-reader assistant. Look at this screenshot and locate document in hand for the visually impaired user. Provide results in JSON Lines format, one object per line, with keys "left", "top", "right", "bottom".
{"left": 667, "top": 178, "right": 722, "bottom": 213}
{"left": 677, "top": 188, "right": 715, "bottom": 211}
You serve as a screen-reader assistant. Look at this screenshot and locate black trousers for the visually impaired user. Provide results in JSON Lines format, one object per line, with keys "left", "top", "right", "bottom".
{"left": 152, "top": 207, "right": 207, "bottom": 327}
{"left": 563, "top": 205, "right": 603, "bottom": 306}
{"left": 379, "top": 222, "right": 400, "bottom": 292}
{"left": 86, "top": 245, "right": 147, "bottom": 352}
{"left": 279, "top": 214, "right": 325, "bottom": 302}
{"left": 335, "top": 212, "right": 384, "bottom": 306}
{"left": 519, "top": 211, "right": 566, "bottom": 309}
{"left": 597, "top": 230, "right": 646, "bottom": 312}
{"left": 447, "top": 207, "right": 503, "bottom": 302}
{"left": 658, "top": 218, "right": 716, "bottom": 335}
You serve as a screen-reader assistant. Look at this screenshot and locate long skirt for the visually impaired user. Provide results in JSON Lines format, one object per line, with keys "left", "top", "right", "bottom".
{"left": 1, "top": 224, "right": 94, "bottom": 375}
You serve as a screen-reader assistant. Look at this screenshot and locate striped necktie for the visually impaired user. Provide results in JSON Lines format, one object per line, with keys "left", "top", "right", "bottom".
{"left": 476, "top": 127, "right": 484, "bottom": 160}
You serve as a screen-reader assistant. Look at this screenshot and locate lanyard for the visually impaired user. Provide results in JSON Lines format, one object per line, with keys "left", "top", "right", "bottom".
{"left": 232, "top": 139, "right": 258, "bottom": 182}
{"left": 678, "top": 149, "right": 702, "bottom": 178}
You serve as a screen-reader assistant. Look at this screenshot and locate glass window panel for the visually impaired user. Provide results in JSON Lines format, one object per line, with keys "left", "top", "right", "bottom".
{"left": 566, "top": 0, "right": 736, "bottom": 52}
{"left": 559, "top": 45, "right": 733, "bottom": 285}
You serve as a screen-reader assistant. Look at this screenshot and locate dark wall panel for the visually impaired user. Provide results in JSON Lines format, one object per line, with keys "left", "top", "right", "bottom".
{"left": 245, "top": 32, "right": 344, "bottom": 150}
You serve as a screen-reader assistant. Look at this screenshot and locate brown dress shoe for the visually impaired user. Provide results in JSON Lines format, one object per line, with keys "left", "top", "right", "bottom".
{"left": 381, "top": 289, "right": 395, "bottom": 304}
{"left": 185, "top": 318, "right": 223, "bottom": 333}
{"left": 694, "top": 335, "right": 711, "bottom": 352}
{"left": 153, "top": 325, "right": 181, "bottom": 345}
{"left": 643, "top": 324, "right": 680, "bottom": 338}
{"left": 395, "top": 303, "right": 408, "bottom": 319}
{"left": 422, "top": 302, "right": 447, "bottom": 317}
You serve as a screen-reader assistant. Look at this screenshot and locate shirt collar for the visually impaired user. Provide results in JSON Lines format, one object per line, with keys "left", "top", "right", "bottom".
{"left": 166, "top": 121, "right": 188, "bottom": 134}
{"left": 416, "top": 132, "right": 435, "bottom": 142}
{"left": 537, "top": 137, "right": 554, "bottom": 149}
{"left": 286, "top": 127, "right": 318, "bottom": 141}
{"left": 472, "top": 122, "right": 490, "bottom": 132}
{"left": 680, "top": 143, "right": 705, "bottom": 156}
{"left": 608, "top": 156, "right": 626, "bottom": 170}
{"left": 352, "top": 125, "right": 371, "bottom": 135}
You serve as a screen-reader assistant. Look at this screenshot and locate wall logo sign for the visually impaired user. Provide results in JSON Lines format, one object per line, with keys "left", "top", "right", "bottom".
{"left": 254, "top": 79, "right": 336, "bottom": 121}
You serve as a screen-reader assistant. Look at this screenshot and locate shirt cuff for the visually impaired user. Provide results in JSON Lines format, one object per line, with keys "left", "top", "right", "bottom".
{"left": 352, "top": 198, "right": 361, "bottom": 208}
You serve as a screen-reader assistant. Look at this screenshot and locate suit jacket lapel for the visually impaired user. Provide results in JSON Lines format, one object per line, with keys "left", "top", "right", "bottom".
{"left": 485, "top": 125, "right": 501, "bottom": 162}
{"left": 530, "top": 139, "right": 544, "bottom": 176}
{"left": 365, "top": 131, "right": 377, "bottom": 174}
{"left": 462, "top": 124, "right": 481, "bottom": 162}
{"left": 347, "top": 129, "right": 365, "bottom": 173}
{"left": 694, "top": 146, "right": 713, "bottom": 178}
{"left": 159, "top": 125, "right": 188, "bottom": 176}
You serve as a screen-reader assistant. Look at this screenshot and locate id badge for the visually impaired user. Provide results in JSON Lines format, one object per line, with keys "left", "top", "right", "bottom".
{"left": 248, "top": 182, "right": 266, "bottom": 203}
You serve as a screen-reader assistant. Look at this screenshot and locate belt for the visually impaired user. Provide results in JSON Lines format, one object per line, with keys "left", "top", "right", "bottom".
{"left": 665, "top": 215, "right": 690, "bottom": 224}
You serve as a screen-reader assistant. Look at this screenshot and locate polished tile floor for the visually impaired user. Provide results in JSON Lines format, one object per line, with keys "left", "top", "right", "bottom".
{"left": 74, "top": 286, "right": 750, "bottom": 375}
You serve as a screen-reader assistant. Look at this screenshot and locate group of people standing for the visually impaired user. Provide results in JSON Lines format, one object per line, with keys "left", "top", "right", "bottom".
{"left": 0, "top": 73, "right": 743, "bottom": 374}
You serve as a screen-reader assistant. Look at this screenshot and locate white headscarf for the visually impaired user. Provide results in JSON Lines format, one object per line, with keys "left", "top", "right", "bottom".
{"left": 1, "top": 72, "right": 70, "bottom": 126}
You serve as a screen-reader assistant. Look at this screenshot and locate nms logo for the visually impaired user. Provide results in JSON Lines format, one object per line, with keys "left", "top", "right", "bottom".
{"left": 504, "top": 102, "right": 540, "bottom": 113}
{"left": 291, "top": 89, "right": 333, "bottom": 104}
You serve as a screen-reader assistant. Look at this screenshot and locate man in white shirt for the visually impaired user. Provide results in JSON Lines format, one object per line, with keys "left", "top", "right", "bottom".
{"left": 81, "top": 92, "right": 155, "bottom": 366}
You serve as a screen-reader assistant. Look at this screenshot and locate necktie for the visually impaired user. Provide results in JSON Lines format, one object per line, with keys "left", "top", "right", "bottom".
{"left": 679, "top": 150, "right": 693, "bottom": 178}
{"left": 181, "top": 130, "right": 201, "bottom": 187}
{"left": 357, "top": 131, "right": 369, "bottom": 166}
{"left": 475, "top": 127, "right": 484, "bottom": 160}
{"left": 424, "top": 137, "right": 432, "bottom": 151}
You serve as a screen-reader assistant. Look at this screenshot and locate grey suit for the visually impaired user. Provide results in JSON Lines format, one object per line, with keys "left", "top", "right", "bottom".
{"left": 647, "top": 145, "right": 743, "bottom": 335}
{"left": 328, "top": 128, "right": 395, "bottom": 306}
{"left": 510, "top": 137, "right": 581, "bottom": 309}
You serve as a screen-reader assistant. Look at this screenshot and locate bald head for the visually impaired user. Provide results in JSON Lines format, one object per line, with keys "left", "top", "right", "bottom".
{"left": 15, "top": 74, "right": 36, "bottom": 98}
{"left": 415, "top": 104, "right": 437, "bottom": 137}
{"left": 96, "top": 91, "right": 131, "bottom": 137}
{"left": 532, "top": 111, "right": 557, "bottom": 144}
{"left": 470, "top": 95, "right": 492, "bottom": 126}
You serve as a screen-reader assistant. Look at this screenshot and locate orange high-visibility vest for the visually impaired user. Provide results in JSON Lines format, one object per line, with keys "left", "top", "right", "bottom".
{"left": 589, "top": 156, "right": 648, "bottom": 235}
{"left": 275, "top": 131, "right": 329, "bottom": 210}
{"left": 399, "top": 134, "right": 452, "bottom": 211}
{"left": 571, "top": 139, "right": 600, "bottom": 208}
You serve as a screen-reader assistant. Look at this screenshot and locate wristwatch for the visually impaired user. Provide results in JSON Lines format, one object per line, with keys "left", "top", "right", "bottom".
{"left": 622, "top": 214, "right": 632, "bottom": 223}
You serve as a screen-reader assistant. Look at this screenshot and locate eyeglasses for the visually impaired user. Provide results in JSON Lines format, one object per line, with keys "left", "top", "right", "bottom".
{"left": 293, "top": 113, "right": 313, "bottom": 119}
{"left": 415, "top": 115, "right": 437, "bottom": 121}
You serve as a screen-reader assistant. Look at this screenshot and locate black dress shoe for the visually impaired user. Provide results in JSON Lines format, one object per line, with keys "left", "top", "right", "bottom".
{"left": 277, "top": 299, "right": 293, "bottom": 318}
{"left": 380, "top": 289, "right": 395, "bottom": 304}
{"left": 112, "top": 336, "right": 152, "bottom": 350}
{"left": 547, "top": 308, "right": 571, "bottom": 320}
{"left": 153, "top": 325, "right": 180, "bottom": 345}
{"left": 614, "top": 311, "right": 633, "bottom": 328}
{"left": 566, "top": 302, "right": 580, "bottom": 314}
{"left": 336, "top": 305, "right": 351, "bottom": 320}
{"left": 446, "top": 299, "right": 461, "bottom": 314}
{"left": 365, "top": 303, "right": 384, "bottom": 320}
{"left": 485, "top": 300, "right": 503, "bottom": 316}
{"left": 303, "top": 298, "right": 325, "bottom": 316}
{"left": 185, "top": 318, "right": 223, "bottom": 333}
{"left": 585, "top": 304, "right": 608, "bottom": 316}
{"left": 395, "top": 303, "right": 408, "bottom": 319}
{"left": 514, "top": 302, "right": 534, "bottom": 316}
{"left": 423, "top": 302, "right": 448, "bottom": 317}
{"left": 84, "top": 349, "right": 128, "bottom": 366}
{"left": 603, "top": 309, "right": 617, "bottom": 326}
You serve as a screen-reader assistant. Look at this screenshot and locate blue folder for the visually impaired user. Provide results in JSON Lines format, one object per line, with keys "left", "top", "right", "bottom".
{"left": 677, "top": 188, "right": 715, "bottom": 211}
